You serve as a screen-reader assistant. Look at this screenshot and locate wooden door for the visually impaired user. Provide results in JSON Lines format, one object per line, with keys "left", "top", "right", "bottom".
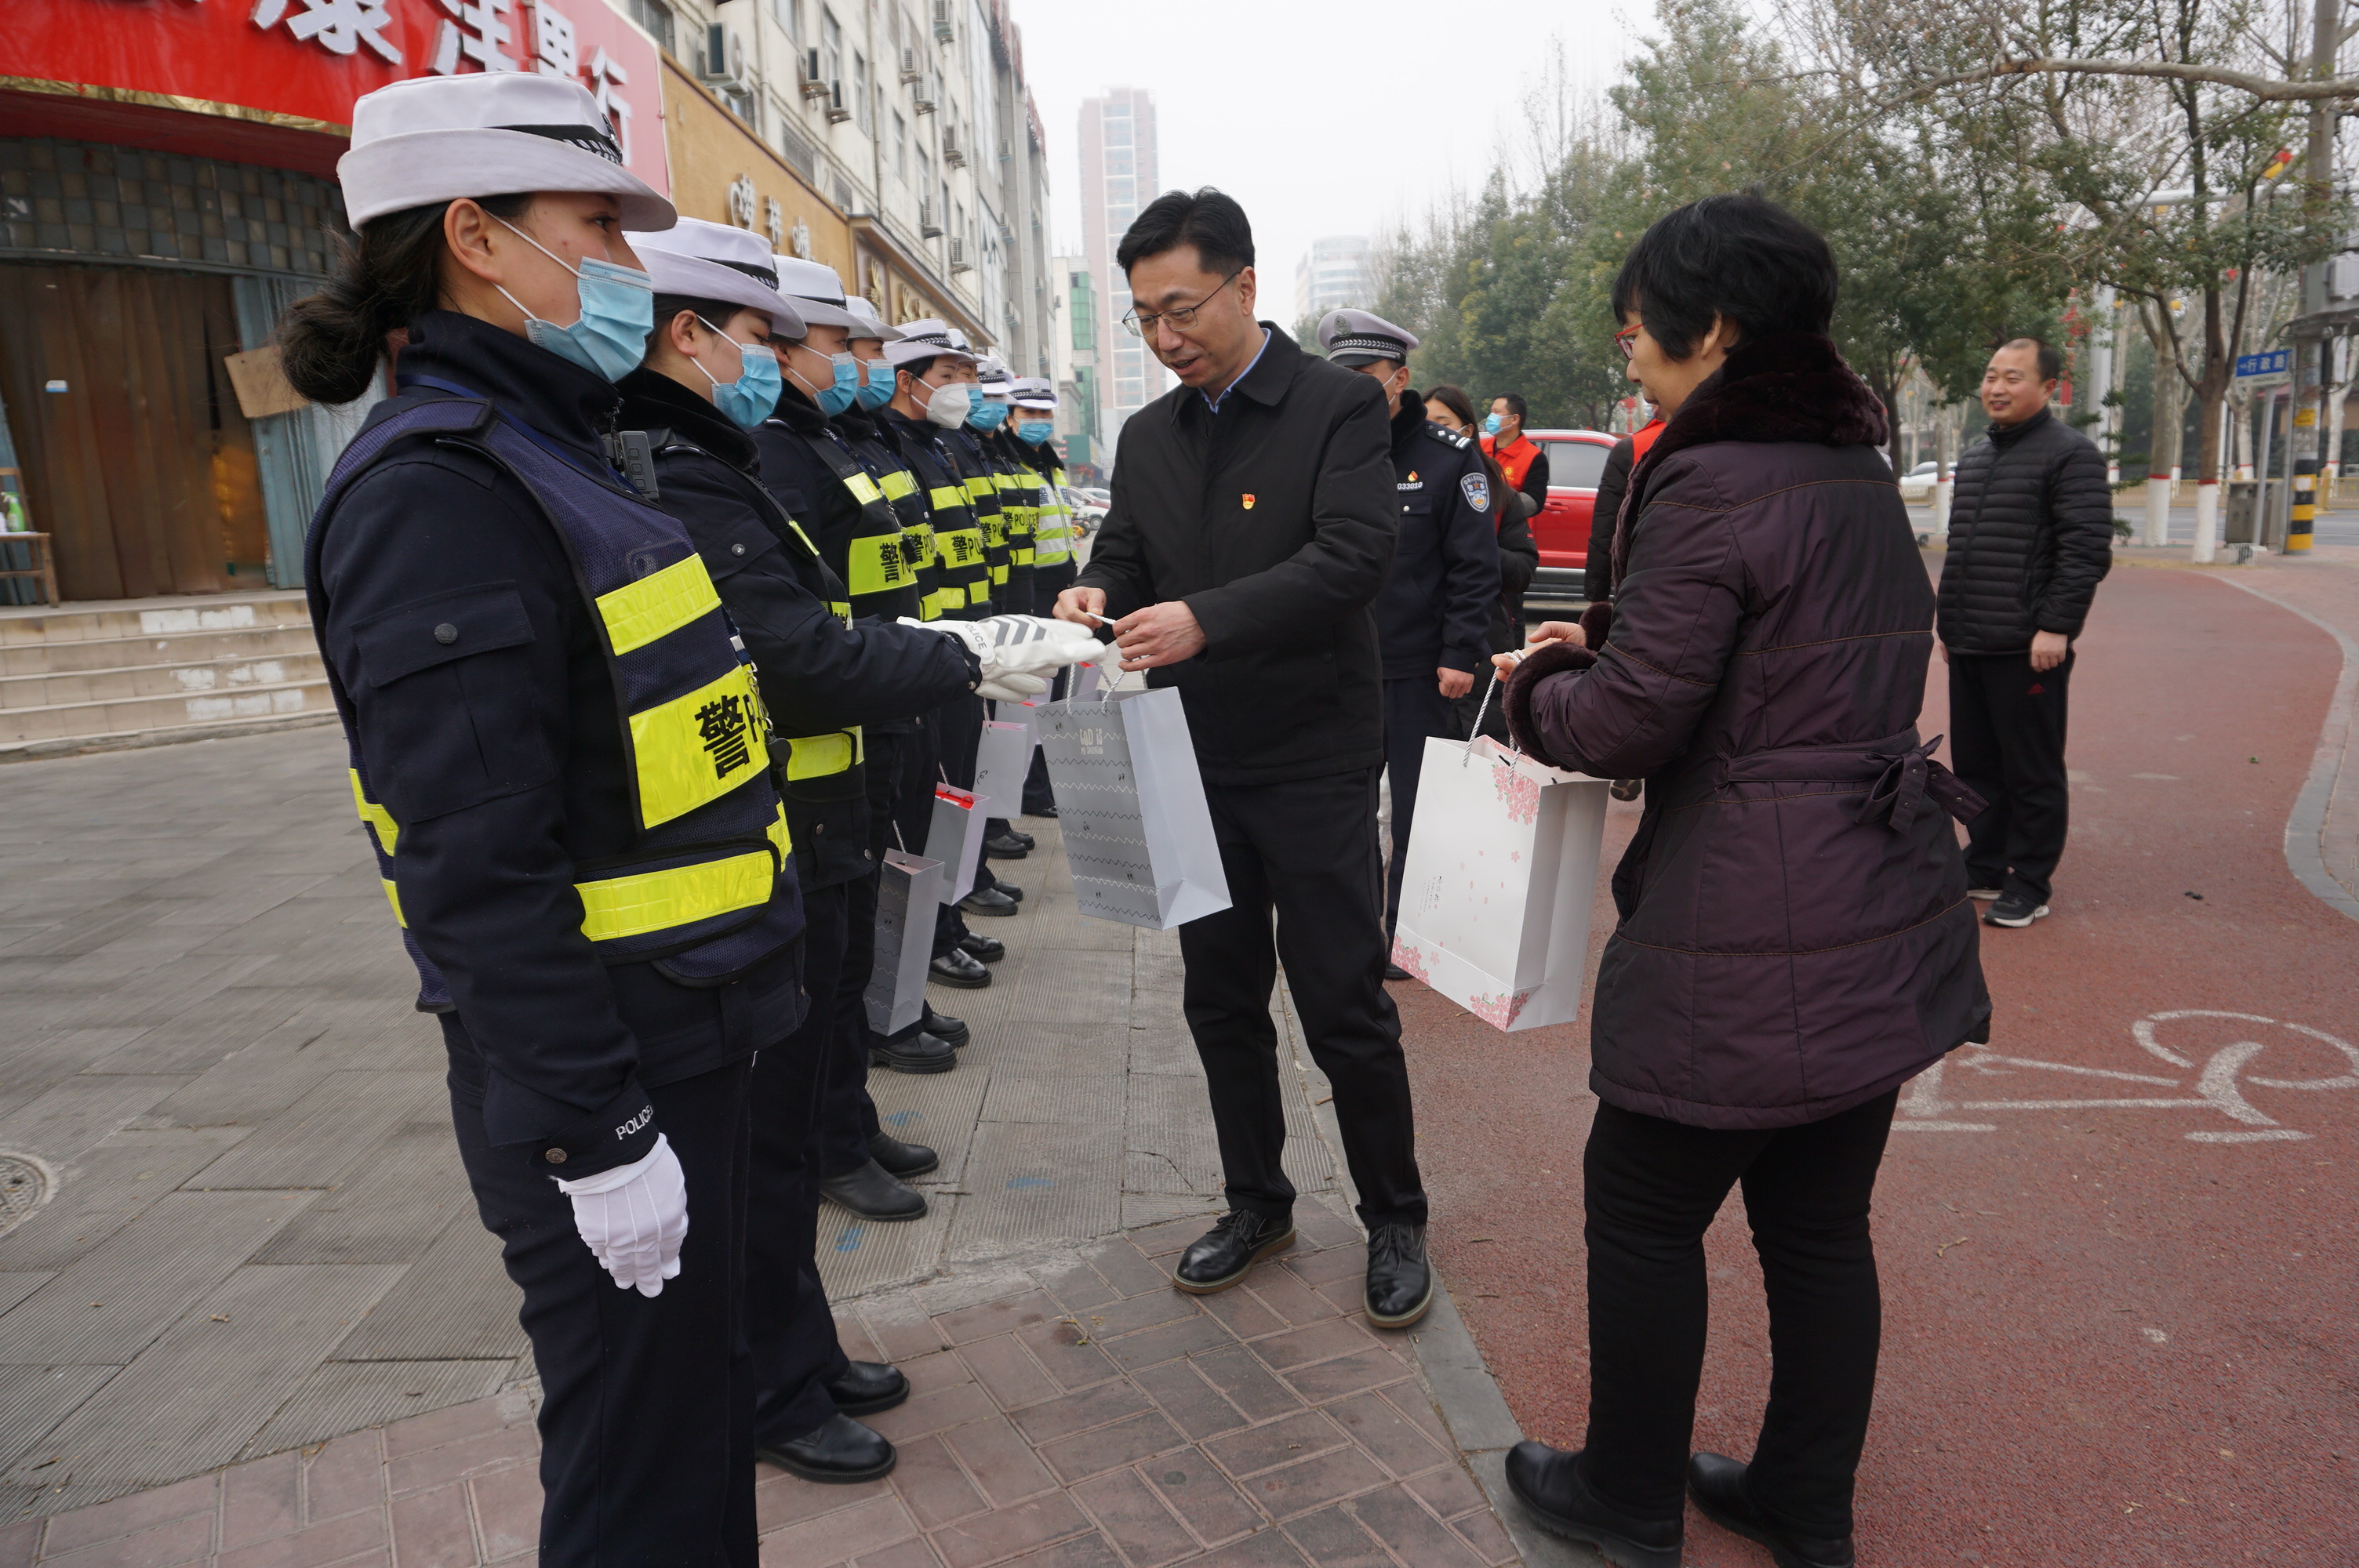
{"left": 0, "top": 263, "right": 268, "bottom": 601}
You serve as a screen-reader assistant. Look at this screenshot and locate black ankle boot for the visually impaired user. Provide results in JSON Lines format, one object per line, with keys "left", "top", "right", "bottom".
{"left": 1503, "top": 1443, "right": 1681, "bottom": 1568}
{"left": 1688, "top": 1452, "right": 1854, "bottom": 1567}
{"left": 758, "top": 1412, "right": 896, "bottom": 1483}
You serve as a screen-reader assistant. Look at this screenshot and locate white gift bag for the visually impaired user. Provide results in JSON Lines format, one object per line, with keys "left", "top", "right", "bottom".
{"left": 972, "top": 715, "right": 1034, "bottom": 819}
{"left": 924, "top": 782, "right": 987, "bottom": 907}
{"left": 1390, "top": 734, "right": 1608, "bottom": 1032}
{"left": 1038, "top": 686, "right": 1231, "bottom": 930}
{"left": 865, "top": 848, "right": 943, "bottom": 1036}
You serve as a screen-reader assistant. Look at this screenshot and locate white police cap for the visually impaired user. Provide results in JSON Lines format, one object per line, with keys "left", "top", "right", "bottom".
{"left": 770, "top": 255, "right": 870, "bottom": 333}
{"left": 885, "top": 318, "right": 979, "bottom": 368}
{"left": 841, "top": 292, "right": 903, "bottom": 343}
{"left": 340, "top": 73, "right": 674, "bottom": 231}
{"left": 976, "top": 356, "right": 1013, "bottom": 390}
{"left": 1318, "top": 308, "right": 1418, "bottom": 368}
{"left": 628, "top": 218, "right": 805, "bottom": 336}
{"left": 1010, "top": 377, "right": 1056, "bottom": 409}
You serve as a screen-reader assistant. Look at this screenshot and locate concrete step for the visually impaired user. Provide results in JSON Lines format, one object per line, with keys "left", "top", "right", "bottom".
{"left": 0, "top": 648, "right": 329, "bottom": 711}
{"left": 0, "top": 677, "right": 333, "bottom": 749}
{"left": 1, "top": 622, "right": 320, "bottom": 678}
{"left": 0, "top": 591, "right": 312, "bottom": 649}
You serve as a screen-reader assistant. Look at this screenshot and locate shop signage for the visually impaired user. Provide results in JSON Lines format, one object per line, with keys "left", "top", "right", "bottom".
{"left": 2, "top": 0, "right": 667, "bottom": 194}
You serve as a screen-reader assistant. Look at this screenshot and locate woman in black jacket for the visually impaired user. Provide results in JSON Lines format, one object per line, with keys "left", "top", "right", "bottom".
{"left": 1426, "top": 383, "right": 1536, "bottom": 739}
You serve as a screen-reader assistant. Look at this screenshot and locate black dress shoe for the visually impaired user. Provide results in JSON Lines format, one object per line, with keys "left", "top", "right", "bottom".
{"left": 1171, "top": 1210, "right": 1296, "bottom": 1294}
{"left": 818, "top": 1160, "right": 927, "bottom": 1221}
{"left": 996, "top": 880, "right": 1023, "bottom": 902}
{"left": 869, "top": 1131, "right": 940, "bottom": 1178}
{"left": 871, "top": 1030, "right": 957, "bottom": 1075}
{"left": 1688, "top": 1452, "right": 1854, "bottom": 1568}
{"left": 983, "top": 833, "right": 1030, "bottom": 859}
{"left": 1006, "top": 829, "right": 1037, "bottom": 850}
{"left": 959, "top": 931, "right": 1005, "bottom": 962}
{"left": 1503, "top": 1443, "right": 1681, "bottom": 1568}
{"left": 923, "top": 1004, "right": 969, "bottom": 1046}
{"left": 1364, "top": 1222, "right": 1433, "bottom": 1328}
{"left": 1025, "top": 804, "right": 1059, "bottom": 818}
{"left": 758, "top": 1412, "right": 896, "bottom": 1483}
{"left": 825, "top": 1360, "right": 911, "bottom": 1417}
{"left": 1383, "top": 962, "right": 1412, "bottom": 982}
{"left": 929, "top": 949, "right": 992, "bottom": 988}
{"left": 959, "top": 887, "right": 1019, "bottom": 916}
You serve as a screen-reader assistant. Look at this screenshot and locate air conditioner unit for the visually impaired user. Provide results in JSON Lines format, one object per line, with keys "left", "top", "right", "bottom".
{"left": 949, "top": 237, "right": 971, "bottom": 273}
{"left": 827, "top": 81, "right": 853, "bottom": 124}
{"left": 941, "top": 126, "right": 965, "bottom": 167}
{"left": 900, "top": 47, "right": 923, "bottom": 84}
{"left": 800, "top": 49, "right": 831, "bottom": 100}
{"left": 932, "top": 0, "right": 954, "bottom": 43}
{"left": 919, "top": 200, "right": 943, "bottom": 239}
{"left": 700, "top": 25, "right": 747, "bottom": 91}
{"left": 913, "top": 74, "right": 938, "bottom": 114}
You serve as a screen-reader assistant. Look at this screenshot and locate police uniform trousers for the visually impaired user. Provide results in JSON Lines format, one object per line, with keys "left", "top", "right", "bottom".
{"left": 931, "top": 694, "right": 989, "bottom": 958}
{"left": 1179, "top": 765, "right": 1429, "bottom": 1232}
{"left": 449, "top": 1040, "right": 760, "bottom": 1567}
{"left": 745, "top": 884, "right": 852, "bottom": 1448}
{"left": 814, "top": 728, "right": 915, "bottom": 1181}
{"left": 1382, "top": 676, "right": 1458, "bottom": 936}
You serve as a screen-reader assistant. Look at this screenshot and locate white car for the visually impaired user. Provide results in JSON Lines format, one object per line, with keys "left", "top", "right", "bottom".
{"left": 1060, "top": 486, "right": 1109, "bottom": 534}
{"left": 1897, "top": 459, "right": 1941, "bottom": 501}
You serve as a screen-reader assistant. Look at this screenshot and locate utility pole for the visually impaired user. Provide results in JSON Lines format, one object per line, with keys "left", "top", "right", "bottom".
{"left": 2287, "top": 0, "right": 2339, "bottom": 554}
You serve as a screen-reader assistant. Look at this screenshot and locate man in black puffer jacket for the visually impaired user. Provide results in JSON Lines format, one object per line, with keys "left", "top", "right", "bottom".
{"left": 1937, "top": 336, "right": 2114, "bottom": 930}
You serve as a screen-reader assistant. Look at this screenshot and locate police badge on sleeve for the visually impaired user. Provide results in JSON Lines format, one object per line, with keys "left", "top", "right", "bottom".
{"left": 1460, "top": 471, "right": 1491, "bottom": 512}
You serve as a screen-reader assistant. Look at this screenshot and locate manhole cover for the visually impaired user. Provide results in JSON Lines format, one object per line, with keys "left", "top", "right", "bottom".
{"left": 0, "top": 1156, "right": 49, "bottom": 1236}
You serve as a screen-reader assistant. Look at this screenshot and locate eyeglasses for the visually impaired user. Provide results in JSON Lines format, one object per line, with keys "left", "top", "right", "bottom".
{"left": 1121, "top": 269, "right": 1243, "bottom": 338}
{"left": 1614, "top": 324, "right": 1642, "bottom": 361}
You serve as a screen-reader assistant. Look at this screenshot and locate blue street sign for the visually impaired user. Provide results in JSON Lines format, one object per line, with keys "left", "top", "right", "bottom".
{"left": 2234, "top": 348, "right": 2291, "bottom": 382}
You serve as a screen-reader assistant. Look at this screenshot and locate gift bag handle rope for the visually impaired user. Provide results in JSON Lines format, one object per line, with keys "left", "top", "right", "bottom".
{"left": 1460, "top": 670, "right": 1523, "bottom": 768}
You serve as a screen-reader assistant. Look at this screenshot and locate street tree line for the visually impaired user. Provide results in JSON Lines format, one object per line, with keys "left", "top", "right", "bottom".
{"left": 1365, "top": 0, "right": 2356, "bottom": 495}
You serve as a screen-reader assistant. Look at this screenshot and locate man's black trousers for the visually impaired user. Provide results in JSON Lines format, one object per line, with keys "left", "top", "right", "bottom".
{"left": 1948, "top": 649, "right": 2073, "bottom": 903}
{"left": 1179, "top": 765, "right": 1427, "bottom": 1231}
{"left": 1382, "top": 677, "right": 1456, "bottom": 936}
{"left": 1580, "top": 1090, "right": 1898, "bottom": 1537}
{"left": 745, "top": 883, "right": 852, "bottom": 1448}
{"left": 450, "top": 1056, "right": 758, "bottom": 1567}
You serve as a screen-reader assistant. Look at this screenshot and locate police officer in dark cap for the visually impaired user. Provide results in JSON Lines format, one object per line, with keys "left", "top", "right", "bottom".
{"left": 1318, "top": 309, "right": 1500, "bottom": 963}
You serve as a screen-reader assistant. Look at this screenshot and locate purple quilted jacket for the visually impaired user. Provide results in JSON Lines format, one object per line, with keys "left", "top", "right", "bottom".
{"left": 1505, "top": 333, "right": 1990, "bottom": 1130}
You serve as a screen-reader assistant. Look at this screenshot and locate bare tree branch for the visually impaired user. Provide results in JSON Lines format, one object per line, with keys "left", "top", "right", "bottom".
{"left": 1887, "top": 54, "right": 2359, "bottom": 105}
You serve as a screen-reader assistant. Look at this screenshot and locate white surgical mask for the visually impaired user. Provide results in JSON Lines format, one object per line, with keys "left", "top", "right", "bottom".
{"left": 925, "top": 380, "right": 974, "bottom": 429}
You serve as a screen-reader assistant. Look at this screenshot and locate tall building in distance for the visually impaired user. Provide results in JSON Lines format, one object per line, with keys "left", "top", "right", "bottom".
{"left": 1050, "top": 253, "right": 1105, "bottom": 479}
{"left": 1296, "top": 235, "right": 1373, "bottom": 321}
{"left": 1077, "top": 87, "right": 1171, "bottom": 451}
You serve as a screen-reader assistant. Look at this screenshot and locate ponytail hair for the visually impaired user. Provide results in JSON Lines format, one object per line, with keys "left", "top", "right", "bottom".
{"left": 278, "top": 192, "right": 533, "bottom": 405}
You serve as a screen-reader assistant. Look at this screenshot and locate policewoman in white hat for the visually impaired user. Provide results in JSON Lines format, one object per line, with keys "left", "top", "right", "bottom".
{"left": 878, "top": 321, "right": 990, "bottom": 621}
{"left": 1008, "top": 376, "right": 1072, "bottom": 817}
{"left": 611, "top": 219, "right": 1047, "bottom": 1483}
{"left": 282, "top": 72, "right": 799, "bottom": 1564}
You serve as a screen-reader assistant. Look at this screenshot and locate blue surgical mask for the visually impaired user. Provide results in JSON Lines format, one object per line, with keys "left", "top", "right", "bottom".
{"left": 493, "top": 218, "right": 652, "bottom": 383}
{"left": 690, "top": 318, "right": 783, "bottom": 427}
{"left": 810, "top": 350, "right": 860, "bottom": 417}
{"left": 969, "top": 397, "right": 1009, "bottom": 432}
{"left": 1482, "top": 412, "right": 1504, "bottom": 436}
{"left": 856, "top": 357, "right": 894, "bottom": 410}
{"left": 1016, "top": 419, "right": 1052, "bottom": 445}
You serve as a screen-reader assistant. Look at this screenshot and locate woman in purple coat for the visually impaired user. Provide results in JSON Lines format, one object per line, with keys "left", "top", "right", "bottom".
{"left": 1496, "top": 197, "right": 1990, "bottom": 1568}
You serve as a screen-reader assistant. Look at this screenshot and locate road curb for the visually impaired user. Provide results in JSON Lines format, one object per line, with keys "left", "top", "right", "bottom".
{"left": 2214, "top": 572, "right": 2359, "bottom": 920}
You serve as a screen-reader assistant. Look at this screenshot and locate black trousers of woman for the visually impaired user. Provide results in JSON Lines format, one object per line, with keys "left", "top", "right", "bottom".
{"left": 1581, "top": 1089, "right": 1899, "bottom": 1537}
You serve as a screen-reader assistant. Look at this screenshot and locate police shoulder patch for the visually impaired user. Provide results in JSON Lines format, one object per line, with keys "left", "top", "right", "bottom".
{"left": 1425, "top": 423, "right": 1472, "bottom": 450}
{"left": 1459, "top": 470, "right": 1491, "bottom": 513}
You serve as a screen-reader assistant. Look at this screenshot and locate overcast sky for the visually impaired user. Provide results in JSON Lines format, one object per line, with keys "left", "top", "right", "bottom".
{"left": 1015, "top": 0, "right": 1646, "bottom": 314}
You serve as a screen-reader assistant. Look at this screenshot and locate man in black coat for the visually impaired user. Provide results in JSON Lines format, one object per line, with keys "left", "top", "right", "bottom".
{"left": 1936, "top": 336, "right": 2114, "bottom": 930}
{"left": 1056, "top": 188, "right": 1431, "bottom": 1330}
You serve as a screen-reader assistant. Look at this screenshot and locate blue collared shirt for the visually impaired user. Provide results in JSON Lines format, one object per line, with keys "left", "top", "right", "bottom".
{"left": 1201, "top": 329, "right": 1272, "bottom": 415}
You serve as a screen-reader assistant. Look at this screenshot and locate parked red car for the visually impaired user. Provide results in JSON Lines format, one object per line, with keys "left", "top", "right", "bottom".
{"left": 1515, "top": 428, "right": 1617, "bottom": 601}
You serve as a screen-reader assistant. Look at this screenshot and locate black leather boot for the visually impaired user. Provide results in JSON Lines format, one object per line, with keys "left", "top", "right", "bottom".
{"left": 1363, "top": 1222, "right": 1433, "bottom": 1328}
{"left": 870, "top": 1030, "right": 957, "bottom": 1075}
{"left": 959, "top": 931, "right": 1005, "bottom": 962}
{"left": 959, "top": 887, "right": 1019, "bottom": 916}
{"left": 1688, "top": 1452, "right": 1855, "bottom": 1568}
{"left": 1503, "top": 1443, "right": 1681, "bottom": 1568}
{"left": 869, "top": 1131, "right": 940, "bottom": 1178}
{"left": 929, "top": 948, "right": 992, "bottom": 988}
{"left": 983, "top": 832, "right": 1030, "bottom": 859}
{"left": 758, "top": 1412, "right": 896, "bottom": 1483}
{"left": 1170, "top": 1210, "right": 1296, "bottom": 1294}
{"left": 818, "top": 1160, "right": 926, "bottom": 1221}
{"left": 923, "top": 1004, "right": 969, "bottom": 1045}
{"left": 824, "top": 1360, "right": 910, "bottom": 1417}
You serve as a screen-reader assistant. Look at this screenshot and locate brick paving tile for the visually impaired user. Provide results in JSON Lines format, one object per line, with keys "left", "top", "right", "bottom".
{"left": 1245, "top": 1321, "right": 1379, "bottom": 1376}
{"left": 1289, "top": 1213, "right": 1360, "bottom": 1252}
{"left": 753, "top": 1472, "right": 892, "bottom": 1534}
{"left": 1010, "top": 1322, "right": 1119, "bottom": 1395}
{"left": 994, "top": 1532, "right": 1119, "bottom": 1567}
{"left": 938, "top": 1418, "right": 1058, "bottom": 1509}
{"left": 954, "top": 1336, "right": 1060, "bottom": 1413}
{"left": 1200, "top": 1412, "right": 1346, "bottom": 1479}
{"left": 1447, "top": 1504, "right": 1521, "bottom": 1567}
{"left": 846, "top": 1543, "right": 943, "bottom": 1568}
{"left": 1034, "top": 1410, "right": 1184, "bottom": 1486}
{"left": 1303, "top": 1276, "right": 1364, "bottom": 1320}
{"left": 1315, "top": 1393, "right": 1441, "bottom": 1482}
{"left": 1190, "top": 1289, "right": 1285, "bottom": 1343}
{"left": 1136, "top": 1448, "right": 1259, "bottom": 1548}
{"left": 1102, "top": 1314, "right": 1231, "bottom": 1374}
{"left": 1126, "top": 1362, "right": 1248, "bottom": 1444}
{"left": 925, "top": 1493, "right": 1092, "bottom": 1568}
{"left": 834, "top": 1314, "right": 889, "bottom": 1367}
{"left": 1183, "top": 1348, "right": 1305, "bottom": 1425}
{"left": 1274, "top": 1352, "right": 1408, "bottom": 1406}
{"left": 466, "top": 1465, "right": 540, "bottom": 1561}
{"left": 1275, "top": 1249, "right": 1364, "bottom": 1291}
{"left": 296, "top": 1436, "right": 382, "bottom": 1526}
{"left": 1276, "top": 1507, "right": 1396, "bottom": 1568}
{"left": 1228, "top": 1447, "right": 1387, "bottom": 1523}
{"left": 1189, "top": 1528, "right": 1310, "bottom": 1567}
{"left": 896, "top": 1351, "right": 976, "bottom": 1399}
{"left": 1003, "top": 1381, "right": 1154, "bottom": 1449}
{"left": 1374, "top": 1386, "right": 1452, "bottom": 1451}
{"left": 859, "top": 1308, "right": 950, "bottom": 1365}
{"left": 384, "top": 1483, "right": 475, "bottom": 1568}
{"left": 885, "top": 1436, "right": 987, "bottom": 1531}
{"left": 1401, "top": 1462, "right": 1488, "bottom": 1522}
{"left": 379, "top": 1402, "right": 507, "bottom": 1461}
{"left": 0, "top": 1523, "right": 37, "bottom": 1568}
{"left": 211, "top": 1509, "right": 382, "bottom": 1568}
{"left": 217, "top": 1456, "right": 298, "bottom": 1552}
{"left": 1067, "top": 1469, "right": 1196, "bottom": 1568}
{"left": 1340, "top": 1485, "right": 1486, "bottom": 1568}
{"left": 1074, "top": 1289, "right": 1196, "bottom": 1341}
{"left": 38, "top": 1476, "right": 216, "bottom": 1555}
{"left": 865, "top": 1383, "right": 1000, "bottom": 1445}
{"left": 1027, "top": 1258, "right": 1118, "bottom": 1316}
{"left": 1121, "top": 1218, "right": 1216, "bottom": 1260}
{"left": 382, "top": 1426, "right": 535, "bottom": 1497}
{"left": 38, "top": 1513, "right": 216, "bottom": 1568}
{"left": 757, "top": 1494, "right": 918, "bottom": 1567}
{"left": 932, "top": 1292, "right": 1061, "bottom": 1348}
{"left": 1229, "top": 1272, "right": 1332, "bottom": 1331}
{"left": 1076, "top": 1240, "right": 1168, "bottom": 1301}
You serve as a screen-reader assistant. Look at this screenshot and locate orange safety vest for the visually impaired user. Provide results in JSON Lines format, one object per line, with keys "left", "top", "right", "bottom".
{"left": 1629, "top": 417, "right": 1665, "bottom": 465}
{"left": 1483, "top": 433, "right": 1541, "bottom": 492}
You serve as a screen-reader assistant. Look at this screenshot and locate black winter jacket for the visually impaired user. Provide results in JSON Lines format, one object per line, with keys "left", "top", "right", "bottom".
{"left": 1372, "top": 395, "right": 1502, "bottom": 678}
{"left": 1936, "top": 408, "right": 2114, "bottom": 655}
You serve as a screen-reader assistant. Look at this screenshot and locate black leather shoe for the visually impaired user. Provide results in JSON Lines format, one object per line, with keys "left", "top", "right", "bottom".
{"left": 871, "top": 1031, "right": 957, "bottom": 1075}
{"left": 1503, "top": 1443, "right": 1681, "bottom": 1568}
{"left": 1383, "top": 962, "right": 1412, "bottom": 982}
{"left": 1688, "top": 1452, "right": 1854, "bottom": 1567}
{"left": 923, "top": 1004, "right": 969, "bottom": 1046}
{"left": 1025, "top": 804, "right": 1059, "bottom": 819}
{"left": 869, "top": 1131, "right": 940, "bottom": 1178}
{"left": 929, "top": 949, "right": 992, "bottom": 988}
{"left": 996, "top": 880, "right": 1023, "bottom": 902}
{"left": 959, "top": 931, "right": 1005, "bottom": 963}
{"left": 960, "top": 887, "right": 1019, "bottom": 916}
{"left": 758, "top": 1412, "right": 896, "bottom": 1483}
{"left": 1006, "top": 829, "right": 1037, "bottom": 849}
{"left": 1171, "top": 1210, "right": 1296, "bottom": 1294}
{"left": 825, "top": 1360, "right": 911, "bottom": 1417}
{"left": 983, "top": 833, "right": 1030, "bottom": 859}
{"left": 818, "top": 1160, "right": 927, "bottom": 1221}
{"left": 1364, "top": 1222, "right": 1433, "bottom": 1328}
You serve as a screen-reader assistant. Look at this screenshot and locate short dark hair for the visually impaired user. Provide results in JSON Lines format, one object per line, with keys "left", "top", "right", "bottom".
{"left": 1116, "top": 187, "right": 1254, "bottom": 277}
{"left": 2002, "top": 336, "right": 2063, "bottom": 382}
{"left": 1610, "top": 194, "right": 1837, "bottom": 361}
{"left": 1492, "top": 393, "right": 1528, "bottom": 420}
{"left": 1426, "top": 384, "right": 1479, "bottom": 429}
{"left": 649, "top": 294, "right": 750, "bottom": 352}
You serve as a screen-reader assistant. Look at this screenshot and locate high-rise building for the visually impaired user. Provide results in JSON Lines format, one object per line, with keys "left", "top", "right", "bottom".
{"left": 1050, "top": 254, "right": 1103, "bottom": 478}
{"left": 1077, "top": 87, "right": 1170, "bottom": 452}
{"left": 1295, "top": 235, "right": 1372, "bottom": 322}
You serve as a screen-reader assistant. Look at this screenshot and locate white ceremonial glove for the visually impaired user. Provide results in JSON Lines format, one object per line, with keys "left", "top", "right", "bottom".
{"left": 969, "top": 614, "right": 1113, "bottom": 677}
{"left": 900, "top": 618, "right": 1061, "bottom": 702}
{"left": 555, "top": 1134, "right": 689, "bottom": 1298}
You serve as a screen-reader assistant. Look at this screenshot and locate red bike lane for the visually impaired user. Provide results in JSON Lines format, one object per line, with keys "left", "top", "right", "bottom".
{"left": 1398, "top": 557, "right": 2359, "bottom": 1564}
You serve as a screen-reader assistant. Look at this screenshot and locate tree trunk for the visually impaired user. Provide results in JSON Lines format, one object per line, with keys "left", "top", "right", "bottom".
{"left": 2143, "top": 311, "right": 2182, "bottom": 546}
